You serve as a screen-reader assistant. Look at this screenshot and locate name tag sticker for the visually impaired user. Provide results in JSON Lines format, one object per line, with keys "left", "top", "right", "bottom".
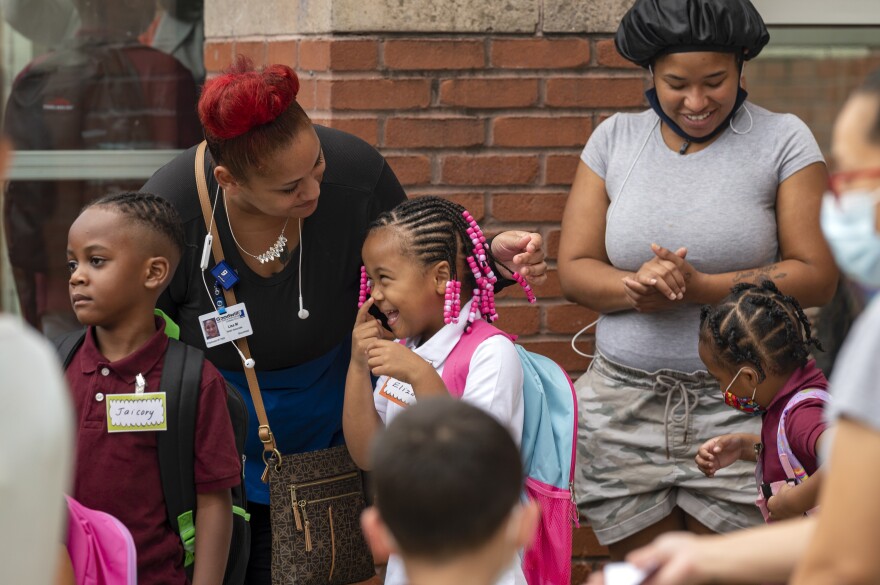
{"left": 106, "top": 392, "right": 167, "bottom": 432}
{"left": 378, "top": 378, "right": 416, "bottom": 408}
{"left": 199, "top": 302, "right": 254, "bottom": 347}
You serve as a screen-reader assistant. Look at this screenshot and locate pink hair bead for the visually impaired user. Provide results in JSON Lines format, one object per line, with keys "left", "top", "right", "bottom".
{"left": 358, "top": 265, "right": 372, "bottom": 308}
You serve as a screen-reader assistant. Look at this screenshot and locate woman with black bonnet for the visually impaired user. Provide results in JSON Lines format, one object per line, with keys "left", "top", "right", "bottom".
{"left": 559, "top": 0, "right": 837, "bottom": 559}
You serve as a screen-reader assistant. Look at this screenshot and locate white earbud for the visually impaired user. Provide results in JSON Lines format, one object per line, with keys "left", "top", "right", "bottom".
{"left": 231, "top": 342, "right": 255, "bottom": 369}
{"left": 199, "top": 234, "right": 213, "bottom": 271}
{"left": 296, "top": 218, "right": 309, "bottom": 320}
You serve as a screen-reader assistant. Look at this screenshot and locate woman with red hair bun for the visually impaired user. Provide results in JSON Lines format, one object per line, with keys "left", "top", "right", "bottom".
{"left": 143, "top": 56, "right": 546, "bottom": 584}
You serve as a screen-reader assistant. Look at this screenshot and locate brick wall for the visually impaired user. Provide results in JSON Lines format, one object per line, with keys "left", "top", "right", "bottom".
{"left": 205, "top": 34, "right": 647, "bottom": 380}
{"left": 205, "top": 33, "right": 648, "bottom": 583}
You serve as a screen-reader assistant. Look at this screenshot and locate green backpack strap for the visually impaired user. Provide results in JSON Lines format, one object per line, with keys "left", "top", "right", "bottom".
{"left": 156, "top": 338, "right": 202, "bottom": 568}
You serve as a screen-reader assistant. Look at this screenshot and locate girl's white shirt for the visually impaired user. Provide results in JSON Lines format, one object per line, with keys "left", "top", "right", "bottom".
{"left": 373, "top": 300, "right": 526, "bottom": 585}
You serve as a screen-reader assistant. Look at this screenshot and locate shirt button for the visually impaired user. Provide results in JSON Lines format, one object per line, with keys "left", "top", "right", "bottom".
{"left": 100, "top": 367, "right": 110, "bottom": 376}
{"left": 96, "top": 393, "right": 105, "bottom": 402}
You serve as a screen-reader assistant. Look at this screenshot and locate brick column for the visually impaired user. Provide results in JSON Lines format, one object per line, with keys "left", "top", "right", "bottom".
{"left": 204, "top": 1, "right": 645, "bottom": 580}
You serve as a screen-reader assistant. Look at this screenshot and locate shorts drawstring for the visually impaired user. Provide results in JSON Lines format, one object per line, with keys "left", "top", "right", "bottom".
{"left": 653, "top": 374, "right": 701, "bottom": 459}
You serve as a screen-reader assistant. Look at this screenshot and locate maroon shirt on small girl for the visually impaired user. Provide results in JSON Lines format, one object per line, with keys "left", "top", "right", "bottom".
{"left": 759, "top": 359, "right": 829, "bottom": 483}
{"left": 66, "top": 320, "right": 241, "bottom": 585}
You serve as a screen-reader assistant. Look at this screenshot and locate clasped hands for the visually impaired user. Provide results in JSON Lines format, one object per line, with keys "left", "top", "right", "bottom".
{"left": 622, "top": 243, "right": 702, "bottom": 313}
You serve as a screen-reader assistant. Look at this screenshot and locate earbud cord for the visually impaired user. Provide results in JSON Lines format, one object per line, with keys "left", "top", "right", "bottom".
{"left": 297, "top": 218, "right": 309, "bottom": 319}
{"left": 200, "top": 183, "right": 222, "bottom": 306}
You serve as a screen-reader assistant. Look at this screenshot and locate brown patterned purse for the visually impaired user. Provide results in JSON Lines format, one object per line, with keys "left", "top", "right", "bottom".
{"left": 194, "top": 142, "right": 375, "bottom": 584}
{"left": 268, "top": 446, "right": 375, "bottom": 584}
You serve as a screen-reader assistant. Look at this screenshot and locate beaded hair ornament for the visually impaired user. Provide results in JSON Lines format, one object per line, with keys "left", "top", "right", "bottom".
{"left": 358, "top": 208, "right": 536, "bottom": 333}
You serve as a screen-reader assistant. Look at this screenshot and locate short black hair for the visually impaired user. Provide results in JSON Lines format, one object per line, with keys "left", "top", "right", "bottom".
{"left": 371, "top": 399, "right": 523, "bottom": 561}
{"left": 857, "top": 68, "right": 880, "bottom": 146}
{"left": 699, "top": 280, "right": 822, "bottom": 380}
{"left": 83, "top": 191, "right": 185, "bottom": 260}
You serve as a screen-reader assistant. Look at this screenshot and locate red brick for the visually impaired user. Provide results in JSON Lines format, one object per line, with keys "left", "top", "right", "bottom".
{"left": 491, "top": 38, "right": 590, "bottom": 69}
{"left": 384, "top": 117, "right": 485, "bottom": 148}
{"left": 546, "top": 229, "right": 561, "bottom": 260}
{"left": 546, "top": 304, "right": 600, "bottom": 335}
{"left": 329, "top": 79, "right": 432, "bottom": 110}
{"left": 299, "top": 40, "right": 330, "bottom": 71}
{"left": 546, "top": 77, "right": 646, "bottom": 108}
{"left": 330, "top": 40, "right": 379, "bottom": 71}
{"left": 296, "top": 79, "right": 331, "bottom": 111}
{"left": 572, "top": 525, "right": 610, "bottom": 557}
{"left": 439, "top": 78, "right": 539, "bottom": 108}
{"left": 546, "top": 154, "right": 581, "bottom": 186}
{"left": 311, "top": 117, "right": 379, "bottom": 145}
{"left": 492, "top": 192, "right": 567, "bottom": 222}
{"left": 519, "top": 339, "right": 591, "bottom": 373}
{"left": 441, "top": 156, "right": 539, "bottom": 186}
{"left": 442, "top": 193, "right": 486, "bottom": 220}
{"left": 266, "top": 40, "right": 297, "bottom": 67}
{"left": 493, "top": 116, "right": 591, "bottom": 148}
{"left": 384, "top": 40, "right": 484, "bottom": 70}
{"left": 204, "top": 42, "right": 233, "bottom": 73}
{"left": 496, "top": 304, "right": 540, "bottom": 336}
{"left": 571, "top": 562, "right": 595, "bottom": 585}
{"left": 235, "top": 41, "right": 266, "bottom": 66}
{"left": 386, "top": 155, "right": 431, "bottom": 186}
{"left": 595, "top": 39, "right": 640, "bottom": 69}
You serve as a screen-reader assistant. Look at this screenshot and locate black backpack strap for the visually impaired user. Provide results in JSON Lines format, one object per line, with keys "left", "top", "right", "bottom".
{"left": 53, "top": 329, "right": 87, "bottom": 369}
{"left": 157, "top": 338, "right": 202, "bottom": 568}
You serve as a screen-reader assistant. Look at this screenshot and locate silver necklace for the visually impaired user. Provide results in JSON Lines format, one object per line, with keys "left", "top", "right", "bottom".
{"left": 223, "top": 191, "right": 290, "bottom": 264}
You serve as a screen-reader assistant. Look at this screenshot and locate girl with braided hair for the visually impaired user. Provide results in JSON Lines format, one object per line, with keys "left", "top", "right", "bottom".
{"left": 695, "top": 280, "right": 830, "bottom": 523}
{"left": 343, "top": 196, "right": 535, "bottom": 585}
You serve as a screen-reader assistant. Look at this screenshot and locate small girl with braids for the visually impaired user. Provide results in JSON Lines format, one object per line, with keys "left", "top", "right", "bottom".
{"left": 695, "top": 280, "right": 831, "bottom": 523}
{"left": 343, "top": 195, "right": 535, "bottom": 585}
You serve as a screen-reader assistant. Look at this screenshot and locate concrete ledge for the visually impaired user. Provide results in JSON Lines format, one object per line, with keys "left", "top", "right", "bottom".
{"left": 543, "top": 0, "right": 630, "bottom": 34}
{"left": 207, "top": 0, "right": 540, "bottom": 36}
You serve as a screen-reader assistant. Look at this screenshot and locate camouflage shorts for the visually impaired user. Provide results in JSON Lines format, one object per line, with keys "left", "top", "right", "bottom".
{"left": 574, "top": 353, "right": 763, "bottom": 545}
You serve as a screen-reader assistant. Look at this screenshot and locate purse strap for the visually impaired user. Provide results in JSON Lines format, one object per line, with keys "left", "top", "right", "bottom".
{"left": 194, "top": 141, "right": 280, "bottom": 473}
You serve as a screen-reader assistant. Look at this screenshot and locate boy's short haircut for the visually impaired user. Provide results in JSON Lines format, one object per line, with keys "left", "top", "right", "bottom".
{"left": 84, "top": 191, "right": 185, "bottom": 259}
{"left": 371, "top": 399, "right": 523, "bottom": 561}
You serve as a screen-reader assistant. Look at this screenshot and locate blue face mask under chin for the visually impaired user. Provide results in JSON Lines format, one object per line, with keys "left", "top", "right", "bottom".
{"left": 645, "top": 85, "right": 749, "bottom": 146}
{"left": 820, "top": 193, "right": 880, "bottom": 289}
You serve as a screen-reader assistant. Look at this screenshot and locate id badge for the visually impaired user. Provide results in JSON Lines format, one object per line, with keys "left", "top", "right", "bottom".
{"left": 107, "top": 392, "right": 167, "bottom": 432}
{"left": 199, "top": 302, "right": 254, "bottom": 348}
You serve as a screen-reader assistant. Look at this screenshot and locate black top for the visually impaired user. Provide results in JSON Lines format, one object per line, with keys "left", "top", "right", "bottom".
{"left": 145, "top": 125, "right": 406, "bottom": 371}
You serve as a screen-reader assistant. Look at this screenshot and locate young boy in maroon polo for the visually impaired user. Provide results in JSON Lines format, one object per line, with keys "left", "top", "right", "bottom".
{"left": 64, "top": 192, "right": 240, "bottom": 585}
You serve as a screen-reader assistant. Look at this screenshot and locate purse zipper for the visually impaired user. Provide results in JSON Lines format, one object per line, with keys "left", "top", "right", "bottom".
{"left": 289, "top": 472, "right": 358, "bottom": 531}
{"left": 300, "top": 501, "right": 312, "bottom": 552}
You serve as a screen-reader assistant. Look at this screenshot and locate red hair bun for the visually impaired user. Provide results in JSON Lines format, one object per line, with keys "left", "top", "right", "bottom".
{"left": 199, "top": 56, "right": 300, "bottom": 140}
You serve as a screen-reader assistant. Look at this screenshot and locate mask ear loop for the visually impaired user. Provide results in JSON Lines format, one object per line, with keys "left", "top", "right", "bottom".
{"left": 730, "top": 62, "right": 753, "bottom": 135}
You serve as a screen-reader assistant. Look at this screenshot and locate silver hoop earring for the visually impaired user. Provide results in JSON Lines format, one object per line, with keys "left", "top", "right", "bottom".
{"left": 730, "top": 104, "right": 753, "bottom": 135}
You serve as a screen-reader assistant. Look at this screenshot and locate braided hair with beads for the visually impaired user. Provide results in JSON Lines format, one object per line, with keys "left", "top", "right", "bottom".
{"left": 359, "top": 196, "right": 535, "bottom": 331}
{"left": 83, "top": 191, "right": 185, "bottom": 258}
{"left": 699, "top": 280, "right": 823, "bottom": 380}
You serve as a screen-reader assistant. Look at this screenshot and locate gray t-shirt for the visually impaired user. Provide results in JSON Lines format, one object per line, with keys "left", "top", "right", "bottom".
{"left": 581, "top": 104, "right": 824, "bottom": 372}
{"left": 826, "top": 296, "right": 880, "bottom": 430}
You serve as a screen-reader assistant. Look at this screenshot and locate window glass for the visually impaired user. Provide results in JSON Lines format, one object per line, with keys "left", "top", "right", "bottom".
{"left": 0, "top": 0, "right": 204, "bottom": 335}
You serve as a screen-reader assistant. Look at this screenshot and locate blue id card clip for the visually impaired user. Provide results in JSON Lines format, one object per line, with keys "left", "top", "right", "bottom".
{"left": 210, "top": 260, "right": 240, "bottom": 290}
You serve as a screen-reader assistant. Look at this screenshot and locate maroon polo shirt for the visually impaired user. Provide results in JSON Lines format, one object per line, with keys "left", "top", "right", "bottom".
{"left": 66, "top": 320, "right": 240, "bottom": 585}
{"left": 759, "top": 360, "right": 829, "bottom": 484}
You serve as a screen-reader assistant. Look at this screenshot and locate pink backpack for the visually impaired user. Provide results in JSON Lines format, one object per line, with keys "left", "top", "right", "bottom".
{"left": 65, "top": 496, "right": 137, "bottom": 585}
{"left": 755, "top": 388, "right": 830, "bottom": 523}
{"left": 441, "top": 320, "right": 579, "bottom": 585}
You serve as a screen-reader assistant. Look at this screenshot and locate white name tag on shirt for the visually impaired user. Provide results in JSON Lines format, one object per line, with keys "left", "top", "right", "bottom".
{"left": 378, "top": 378, "right": 416, "bottom": 408}
{"left": 199, "top": 303, "right": 254, "bottom": 348}
{"left": 106, "top": 392, "right": 167, "bottom": 432}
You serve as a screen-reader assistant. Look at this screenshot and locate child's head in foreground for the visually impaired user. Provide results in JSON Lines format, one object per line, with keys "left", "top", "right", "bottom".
{"left": 698, "top": 279, "right": 823, "bottom": 414}
{"left": 67, "top": 192, "right": 184, "bottom": 328}
{"left": 362, "top": 399, "right": 538, "bottom": 579}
